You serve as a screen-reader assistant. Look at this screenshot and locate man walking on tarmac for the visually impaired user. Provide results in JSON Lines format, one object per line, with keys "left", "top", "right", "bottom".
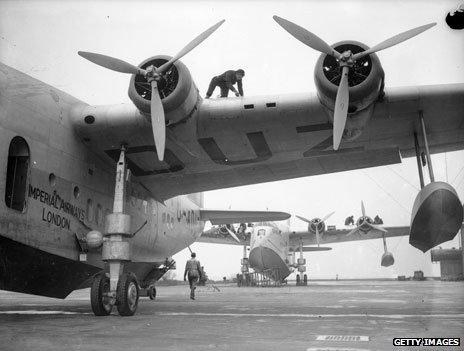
{"left": 205, "top": 69, "right": 245, "bottom": 98}
{"left": 184, "top": 252, "right": 202, "bottom": 300}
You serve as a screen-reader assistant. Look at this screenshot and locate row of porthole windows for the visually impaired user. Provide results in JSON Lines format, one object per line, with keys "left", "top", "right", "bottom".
{"left": 49, "top": 173, "right": 108, "bottom": 226}
{"left": 5, "top": 138, "right": 197, "bottom": 230}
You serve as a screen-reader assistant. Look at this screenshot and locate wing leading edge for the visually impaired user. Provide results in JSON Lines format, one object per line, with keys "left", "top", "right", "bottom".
{"left": 289, "top": 226, "right": 410, "bottom": 247}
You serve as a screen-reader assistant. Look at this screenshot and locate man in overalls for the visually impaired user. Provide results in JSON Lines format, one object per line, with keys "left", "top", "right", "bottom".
{"left": 184, "top": 252, "right": 202, "bottom": 300}
{"left": 205, "top": 69, "right": 245, "bottom": 98}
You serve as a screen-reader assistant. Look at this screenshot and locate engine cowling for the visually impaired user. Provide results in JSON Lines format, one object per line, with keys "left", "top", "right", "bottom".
{"left": 314, "top": 41, "right": 385, "bottom": 141}
{"left": 356, "top": 215, "right": 374, "bottom": 233}
{"left": 128, "top": 55, "right": 200, "bottom": 125}
{"left": 308, "top": 218, "right": 326, "bottom": 234}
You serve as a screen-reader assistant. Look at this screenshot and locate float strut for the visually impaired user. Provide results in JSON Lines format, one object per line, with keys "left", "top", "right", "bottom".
{"left": 103, "top": 145, "right": 132, "bottom": 299}
{"left": 382, "top": 234, "right": 388, "bottom": 254}
{"left": 413, "top": 132, "right": 425, "bottom": 189}
{"left": 419, "top": 111, "right": 435, "bottom": 182}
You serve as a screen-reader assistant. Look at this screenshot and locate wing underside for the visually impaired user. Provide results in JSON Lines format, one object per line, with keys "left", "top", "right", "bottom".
{"left": 65, "top": 76, "right": 464, "bottom": 201}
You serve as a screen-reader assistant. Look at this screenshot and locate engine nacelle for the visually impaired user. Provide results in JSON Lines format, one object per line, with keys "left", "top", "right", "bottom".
{"left": 314, "top": 41, "right": 385, "bottom": 141}
{"left": 356, "top": 215, "right": 374, "bottom": 233}
{"left": 128, "top": 55, "right": 200, "bottom": 125}
{"left": 308, "top": 218, "right": 326, "bottom": 234}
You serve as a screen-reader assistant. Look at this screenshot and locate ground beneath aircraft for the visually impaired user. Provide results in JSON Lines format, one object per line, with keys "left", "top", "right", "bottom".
{"left": 0, "top": 280, "right": 463, "bottom": 351}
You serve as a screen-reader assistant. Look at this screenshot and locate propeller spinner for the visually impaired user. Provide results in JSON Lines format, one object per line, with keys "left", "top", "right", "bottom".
{"left": 78, "top": 19, "right": 225, "bottom": 161}
{"left": 273, "top": 15, "right": 436, "bottom": 150}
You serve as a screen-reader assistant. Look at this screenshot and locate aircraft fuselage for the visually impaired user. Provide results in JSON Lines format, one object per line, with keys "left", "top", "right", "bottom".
{"left": 0, "top": 62, "right": 204, "bottom": 298}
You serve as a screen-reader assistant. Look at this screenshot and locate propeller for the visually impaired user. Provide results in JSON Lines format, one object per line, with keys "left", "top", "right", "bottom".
{"left": 296, "top": 211, "right": 335, "bottom": 246}
{"left": 78, "top": 19, "right": 225, "bottom": 161}
{"left": 333, "top": 65, "right": 349, "bottom": 150}
{"left": 77, "top": 52, "right": 143, "bottom": 75}
{"left": 273, "top": 15, "right": 436, "bottom": 150}
{"left": 226, "top": 227, "right": 241, "bottom": 243}
{"left": 346, "top": 201, "right": 387, "bottom": 236}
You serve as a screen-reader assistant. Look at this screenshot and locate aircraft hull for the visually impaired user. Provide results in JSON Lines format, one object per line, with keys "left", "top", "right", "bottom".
{"left": 249, "top": 245, "right": 291, "bottom": 281}
{"left": 0, "top": 234, "right": 100, "bottom": 298}
{"left": 0, "top": 234, "right": 173, "bottom": 298}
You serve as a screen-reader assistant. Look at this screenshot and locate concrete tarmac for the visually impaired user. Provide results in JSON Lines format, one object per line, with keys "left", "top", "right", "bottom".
{"left": 0, "top": 280, "right": 463, "bottom": 351}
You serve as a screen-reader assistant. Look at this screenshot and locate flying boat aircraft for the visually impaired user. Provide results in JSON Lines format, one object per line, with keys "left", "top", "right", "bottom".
{"left": 200, "top": 204, "right": 405, "bottom": 284}
{"left": 0, "top": 15, "right": 463, "bottom": 316}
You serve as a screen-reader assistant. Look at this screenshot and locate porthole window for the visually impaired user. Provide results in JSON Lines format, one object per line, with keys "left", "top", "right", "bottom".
{"left": 86, "top": 199, "right": 94, "bottom": 222}
{"left": 48, "top": 173, "right": 56, "bottom": 187}
{"left": 73, "top": 186, "right": 80, "bottom": 199}
{"left": 84, "top": 115, "right": 95, "bottom": 124}
{"left": 5, "top": 136, "right": 30, "bottom": 212}
{"left": 170, "top": 216, "right": 174, "bottom": 228}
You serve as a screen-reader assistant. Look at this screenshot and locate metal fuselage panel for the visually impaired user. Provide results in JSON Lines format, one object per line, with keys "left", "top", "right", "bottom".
{"left": 0, "top": 63, "right": 204, "bottom": 269}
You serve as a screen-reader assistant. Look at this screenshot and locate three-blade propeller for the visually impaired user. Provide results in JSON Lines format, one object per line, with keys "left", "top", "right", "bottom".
{"left": 78, "top": 19, "right": 225, "bottom": 161}
{"left": 346, "top": 201, "right": 387, "bottom": 236}
{"left": 296, "top": 211, "right": 335, "bottom": 247}
{"left": 273, "top": 15, "right": 436, "bottom": 150}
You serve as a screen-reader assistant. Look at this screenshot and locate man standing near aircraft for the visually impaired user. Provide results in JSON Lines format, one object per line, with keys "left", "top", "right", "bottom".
{"left": 205, "top": 69, "right": 245, "bottom": 98}
{"left": 184, "top": 252, "right": 203, "bottom": 300}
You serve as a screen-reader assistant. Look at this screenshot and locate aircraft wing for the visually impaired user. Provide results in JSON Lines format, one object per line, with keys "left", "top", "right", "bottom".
{"left": 197, "top": 226, "right": 250, "bottom": 246}
{"left": 197, "top": 210, "right": 289, "bottom": 245}
{"left": 70, "top": 81, "right": 464, "bottom": 201}
{"left": 289, "top": 226, "right": 410, "bottom": 247}
{"left": 199, "top": 210, "right": 290, "bottom": 225}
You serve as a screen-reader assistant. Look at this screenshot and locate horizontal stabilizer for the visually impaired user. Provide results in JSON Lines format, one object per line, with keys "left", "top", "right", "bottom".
{"left": 200, "top": 210, "right": 291, "bottom": 225}
{"left": 303, "top": 246, "right": 332, "bottom": 252}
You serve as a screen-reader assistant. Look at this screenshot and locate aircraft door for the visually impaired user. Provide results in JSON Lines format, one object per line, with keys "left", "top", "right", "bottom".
{"left": 4, "top": 136, "right": 30, "bottom": 212}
